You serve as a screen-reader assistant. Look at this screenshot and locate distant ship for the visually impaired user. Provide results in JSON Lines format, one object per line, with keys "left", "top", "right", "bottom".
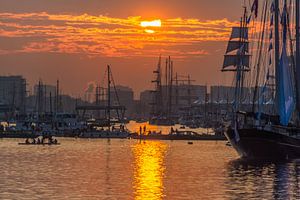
{"left": 223, "top": 0, "right": 300, "bottom": 159}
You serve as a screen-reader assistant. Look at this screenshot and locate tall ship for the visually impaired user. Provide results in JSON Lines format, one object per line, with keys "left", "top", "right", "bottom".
{"left": 149, "top": 56, "right": 198, "bottom": 126}
{"left": 223, "top": 0, "right": 300, "bottom": 159}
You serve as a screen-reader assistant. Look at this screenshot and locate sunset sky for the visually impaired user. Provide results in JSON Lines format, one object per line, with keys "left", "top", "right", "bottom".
{"left": 0, "top": 0, "right": 242, "bottom": 98}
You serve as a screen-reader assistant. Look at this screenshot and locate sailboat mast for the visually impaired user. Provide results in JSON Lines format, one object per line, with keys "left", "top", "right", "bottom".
{"left": 295, "top": 0, "right": 300, "bottom": 118}
{"left": 233, "top": 17, "right": 243, "bottom": 117}
{"left": 107, "top": 65, "right": 111, "bottom": 128}
{"left": 274, "top": 0, "right": 280, "bottom": 113}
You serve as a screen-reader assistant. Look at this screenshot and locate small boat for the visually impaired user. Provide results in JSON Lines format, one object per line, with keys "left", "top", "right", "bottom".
{"left": 18, "top": 143, "right": 60, "bottom": 145}
{"left": 19, "top": 136, "right": 60, "bottom": 146}
{"left": 187, "top": 141, "right": 193, "bottom": 145}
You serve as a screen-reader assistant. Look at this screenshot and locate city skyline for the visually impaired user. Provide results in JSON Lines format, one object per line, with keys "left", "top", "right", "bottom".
{"left": 0, "top": 0, "right": 241, "bottom": 97}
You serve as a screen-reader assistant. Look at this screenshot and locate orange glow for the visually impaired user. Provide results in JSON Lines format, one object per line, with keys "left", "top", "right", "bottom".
{"left": 0, "top": 12, "right": 237, "bottom": 58}
{"left": 144, "top": 29, "right": 155, "bottom": 34}
{"left": 140, "top": 19, "right": 162, "bottom": 27}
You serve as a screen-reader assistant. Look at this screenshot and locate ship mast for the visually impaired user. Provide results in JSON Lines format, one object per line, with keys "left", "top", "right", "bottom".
{"left": 233, "top": 8, "right": 247, "bottom": 120}
{"left": 274, "top": 0, "right": 280, "bottom": 114}
{"left": 222, "top": 7, "right": 250, "bottom": 125}
{"left": 295, "top": 0, "right": 300, "bottom": 121}
{"left": 107, "top": 65, "right": 111, "bottom": 129}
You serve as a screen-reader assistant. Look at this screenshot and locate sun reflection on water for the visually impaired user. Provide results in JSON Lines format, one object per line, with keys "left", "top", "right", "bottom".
{"left": 132, "top": 141, "right": 168, "bottom": 200}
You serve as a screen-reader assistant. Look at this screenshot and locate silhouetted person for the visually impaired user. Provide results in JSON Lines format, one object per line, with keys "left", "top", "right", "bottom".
{"left": 171, "top": 127, "right": 174, "bottom": 133}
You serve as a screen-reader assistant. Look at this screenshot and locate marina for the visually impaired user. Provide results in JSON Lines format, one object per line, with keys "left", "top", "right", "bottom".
{"left": 2, "top": 0, "right": 300, "bottom": 199}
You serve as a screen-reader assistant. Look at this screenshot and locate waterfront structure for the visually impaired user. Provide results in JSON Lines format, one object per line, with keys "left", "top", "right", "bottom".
{"left": 33, "top": 84, "right": 56, "bottom": 98}
{"left": 111, "top": 85, "right": 134, "bottom": 115}
{"left": 0, "top": 76, "right": 26, "bottom": 114}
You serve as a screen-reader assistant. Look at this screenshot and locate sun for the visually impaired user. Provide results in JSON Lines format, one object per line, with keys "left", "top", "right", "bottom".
{"left": 140, "top": 19, "right": 162, "bottom": 28}
{"left": 140, "top": 19, "right": 161, "bottom": 34}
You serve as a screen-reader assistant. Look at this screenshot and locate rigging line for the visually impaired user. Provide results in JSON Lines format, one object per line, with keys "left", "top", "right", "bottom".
{"left": 286, "top": 0, "right": 297, "bottom": 103}
{"left": 251, "top": 0, "right": 269, "bottom": 111}
{"left": 266, "top": 1, "right": 276, "bottom": 115}
{"left": 252, "top": 1, "right": 267, "bottom": 70}
{"left": 110, "top": 69, "right": 122, "bottom": 119}
{"left": 259, "top": 1, "right": 271, "bottom": 101}
{"left": 247, "top": 2, "right": 261, "bottom": 91}
{"left": 99, "top": 67, "right": 108, "bottom": 90}
{"left": 255, "top": 2, "right": 270, "bottom": 96}
{"left": 248, "top": 0, "right": 251, "bottom": 9}
{"left": 259, "top": 10, "right": 271, "bottom": 86}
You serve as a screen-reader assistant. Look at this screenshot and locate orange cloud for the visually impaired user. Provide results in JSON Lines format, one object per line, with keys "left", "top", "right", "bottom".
{"left": 0, "top": 12, "right": 238, "bottom": 58}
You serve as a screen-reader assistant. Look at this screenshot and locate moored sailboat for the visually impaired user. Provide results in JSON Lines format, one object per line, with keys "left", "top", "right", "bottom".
{"left": 79, "top": 65, "right": 130, "bottom": 139}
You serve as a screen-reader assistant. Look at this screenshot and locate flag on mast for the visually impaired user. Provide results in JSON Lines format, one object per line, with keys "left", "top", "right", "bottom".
{"left": 251, "top": 0, "right": 259, "bottom": 18}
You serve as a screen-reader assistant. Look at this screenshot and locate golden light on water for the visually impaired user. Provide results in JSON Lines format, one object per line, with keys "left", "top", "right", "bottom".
{"left": 140, "top": 19, "right": 162, "bottom": 28}
{"left": 132, "top": 141, "right": 168, "bottom": 200}
{"left": 127, "top": 121, "right": 171, "bottom": 135}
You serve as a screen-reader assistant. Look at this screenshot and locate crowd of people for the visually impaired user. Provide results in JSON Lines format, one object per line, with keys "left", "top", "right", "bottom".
{"left": 25, "top": 136, "right": 58, "bottom": 144}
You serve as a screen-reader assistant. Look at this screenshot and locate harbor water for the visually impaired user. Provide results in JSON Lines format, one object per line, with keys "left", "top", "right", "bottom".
{"left": 0, "top": 138, "right": 299, "bottom": 199}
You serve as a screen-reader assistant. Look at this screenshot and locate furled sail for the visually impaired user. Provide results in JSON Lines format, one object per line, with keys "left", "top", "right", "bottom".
{"left": 226, "top": 41, "right": 249, "bottom": 53}
{"left": 277, "top": 4, "right": 295, "bottom": 125}
{"left": 230, "top": 27, "right": 248, "bottom": 40}
{"left": 278, "top": 46, "right": 295, "bottom": 125}
{"left": 223, "top": 27, "right": 250, "bottom": 71}
{"left": 223, "top": 55, "right": 250, "bottom": 69}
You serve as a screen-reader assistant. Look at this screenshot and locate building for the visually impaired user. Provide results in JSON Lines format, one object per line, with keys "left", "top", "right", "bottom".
{"left": 34, "top": 84, "right": 56, "bottom": 97}
{"left": 0, "top": 76, "right": 27, "bottom": 113}
{"left": 139, "top": 84, "right": 207, "bottom": 117}
{"left": 111, "top": 85, "right": 134, "bottom": 116}
{"left": 175, "top": 84, "right": 207, "bottom": 106}
{"left": 139, "top": 90, "right": 153, "bottom": 117}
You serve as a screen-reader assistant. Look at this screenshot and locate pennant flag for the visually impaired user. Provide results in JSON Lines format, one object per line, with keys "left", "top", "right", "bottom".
{"left": 270, "top": 1, "right": 275, "bottom": 12}
{"left": 251, "top": 0, "right": 259, "bottom": 18}
{"left": 268, "top": 42, "right": 273, "bottom": 52}
{"left": 270, "top": 14, "right": 274, "bottom": 26}
{"left": 247, "top": 15, "right": 252, "bottom": 24}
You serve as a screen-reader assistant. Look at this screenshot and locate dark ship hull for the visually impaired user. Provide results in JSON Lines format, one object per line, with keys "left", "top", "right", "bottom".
{"left": 225, "top": 128, "right": 300, "bottom": 159}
